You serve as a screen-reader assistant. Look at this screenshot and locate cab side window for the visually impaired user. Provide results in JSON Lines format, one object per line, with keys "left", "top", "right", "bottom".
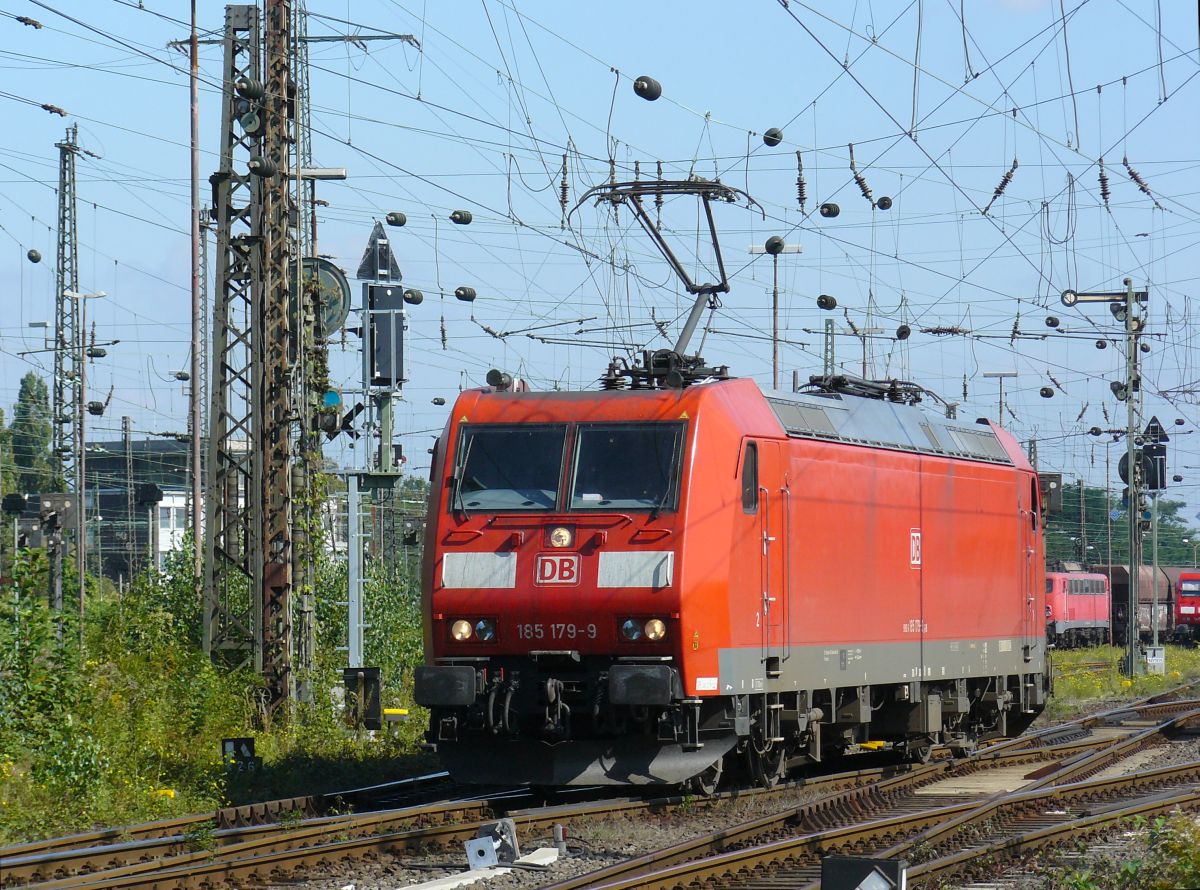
{"left": 741, "top": 442, "right": 758, "bottom": 514}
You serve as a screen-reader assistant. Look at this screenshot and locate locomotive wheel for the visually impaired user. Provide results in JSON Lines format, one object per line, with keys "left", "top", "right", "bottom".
{"left": 686, "top": 755, "right": 724, "bottom": 796}
{"left": 746, "top": 742, "right": 787, "bottom": 788}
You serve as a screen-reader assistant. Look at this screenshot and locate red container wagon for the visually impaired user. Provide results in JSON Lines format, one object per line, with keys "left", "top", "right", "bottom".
{"left": 415, "top": 375, "right": 1048, "bottom": 789}
{"left": 1174, "top": 572, "right": 1200, "bottom": 643}
{"left": 1044, "top": 572, "right": 1110, "bottom": 647}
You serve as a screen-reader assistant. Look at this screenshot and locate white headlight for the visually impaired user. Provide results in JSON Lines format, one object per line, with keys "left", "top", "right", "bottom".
{"left": 644, "top": 618, "right": 666, "bottom": 641}
{"left": 450, "top": 619, "right": 473, "bottom": 641}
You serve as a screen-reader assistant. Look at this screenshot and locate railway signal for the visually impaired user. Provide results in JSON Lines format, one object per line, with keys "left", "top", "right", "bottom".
{"left": 1066, "top": 280, "right": 1149, "bottom": 674}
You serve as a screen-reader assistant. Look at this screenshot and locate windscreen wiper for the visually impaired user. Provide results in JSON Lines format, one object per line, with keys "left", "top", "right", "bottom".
{"left": 451, "top": 436, "right": 474, "bottom": 516}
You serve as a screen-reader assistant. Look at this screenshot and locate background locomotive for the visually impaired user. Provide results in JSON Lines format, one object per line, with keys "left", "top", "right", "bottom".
{"left": 1045, "top": 571, "right": 1110, "bottom": 647}
{"left": 1174, "top": 571, "right": 1200, "bottom": 643}
{"left": 415, "top": 368, "right": 1049, "bottom": 789}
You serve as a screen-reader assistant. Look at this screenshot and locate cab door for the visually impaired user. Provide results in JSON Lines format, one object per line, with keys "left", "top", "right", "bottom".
{"left": 1021, "top": 476, "right": 1040, "bottom": 662}
{"left": 756, "top": 441, "right": 787, "bottom": 674}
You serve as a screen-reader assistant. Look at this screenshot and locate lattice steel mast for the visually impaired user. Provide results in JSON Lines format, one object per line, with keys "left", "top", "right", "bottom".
{"left": 203, "top": 5, "right": 262, "bottom": 667}
{"left": 53, "top": 126, "right": 80, "bottom": 495}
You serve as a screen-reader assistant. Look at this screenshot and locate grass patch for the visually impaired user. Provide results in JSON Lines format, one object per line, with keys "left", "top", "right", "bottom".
{"left": 1047, "top": 645, "right": 1200, "bottom": 719}
{"left": 1036, "top": 812, "right": 1200, "bottom": 889}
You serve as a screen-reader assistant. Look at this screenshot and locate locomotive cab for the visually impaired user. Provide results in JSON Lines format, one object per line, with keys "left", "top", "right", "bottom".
{"left": 414, "top": 395, "right": 726, "bottom": 785}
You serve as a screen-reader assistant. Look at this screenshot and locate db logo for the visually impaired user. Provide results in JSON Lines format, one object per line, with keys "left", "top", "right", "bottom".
{"left": 909, "top": 529, "right": 922, "bottom": 567}
{"left": 535, "top": 554, "right": 581, "bottom": 585}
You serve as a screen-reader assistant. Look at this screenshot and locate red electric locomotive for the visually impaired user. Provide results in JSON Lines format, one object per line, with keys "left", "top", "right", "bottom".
{"left": 416, "top": 368, "right": 1048, "bottom": 789}
{"left": 1045, "top": 572, "right": 1110, "bottom": 647}
{"left": 1174, "top": 571, "right": 1200, "bottom": 643}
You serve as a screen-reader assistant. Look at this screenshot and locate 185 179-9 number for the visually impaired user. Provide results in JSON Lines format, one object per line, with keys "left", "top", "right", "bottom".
{"left": 516, "top": 623, "right": 597, "bottom": 640}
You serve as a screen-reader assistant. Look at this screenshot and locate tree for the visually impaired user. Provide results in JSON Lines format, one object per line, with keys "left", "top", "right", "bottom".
{"left": 1044, "top": 480, "right": 1200, "bottom": 568}
{"left": 0, "top": 408, "right": 16, "bottom": 495}
{"left": 10, "top": 372, "right": 58, "bottom": 494}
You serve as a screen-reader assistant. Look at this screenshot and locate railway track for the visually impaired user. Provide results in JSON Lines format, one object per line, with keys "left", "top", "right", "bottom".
{"left": 545, "top": 704, "right": 1200, "bottom": 889}
{"left": 0, "top": 769, "right": 454, "bottom": 867}
{"left": 0, "top": 771, "right": 461, "bottom": 888}
{"left": 0, "top": 767, "right": 893, "bottom": 889}
{"left": 9, "top": 723, "right": 1153, "bottom": 888}
{"left": 7, "top": 685, "right": 1197, "bottom": 889}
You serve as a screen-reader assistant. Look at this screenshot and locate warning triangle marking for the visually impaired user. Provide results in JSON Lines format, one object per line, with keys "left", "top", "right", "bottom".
{"left": 356, "top": 220, "right": 403, "bottom": 281}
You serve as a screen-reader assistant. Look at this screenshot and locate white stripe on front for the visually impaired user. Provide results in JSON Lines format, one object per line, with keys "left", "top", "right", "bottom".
{"left": 442, "top": 552, "right": 516, "bottom": 588}
{"left": 597, "top": 551, "right": 673, "bottom": 588}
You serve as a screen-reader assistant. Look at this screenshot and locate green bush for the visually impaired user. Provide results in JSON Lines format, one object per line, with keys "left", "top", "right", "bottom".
{"left": 1043, "top": 812, "right": 1200, "bottom": 889}
{"left": 0, "top": 480, "right": 433, "bottom": 843}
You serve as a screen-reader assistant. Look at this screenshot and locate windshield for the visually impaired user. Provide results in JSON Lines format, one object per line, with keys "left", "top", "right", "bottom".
{"left": 454, "top": 424, "right": 566, "bottom": 511}
{"left": 1181, "top": 580, "right": 1200, "bottom": 596}
{"left": 570, "top": 422, "right": 685, "bottom": 511}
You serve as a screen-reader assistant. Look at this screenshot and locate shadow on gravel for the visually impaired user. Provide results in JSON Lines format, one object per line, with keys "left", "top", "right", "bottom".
{"left": 222, "top": 751, "right": 441, "bottom": 807}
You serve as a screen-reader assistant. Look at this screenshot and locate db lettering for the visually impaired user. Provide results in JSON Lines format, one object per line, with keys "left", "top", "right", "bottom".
{"left": 536, "top": 554, "right": 581, "bottom": 585}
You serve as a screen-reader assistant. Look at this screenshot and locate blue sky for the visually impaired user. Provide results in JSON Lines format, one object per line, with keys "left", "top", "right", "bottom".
{"left": 1, "top": 0, "right": 1198, "bottom": 525}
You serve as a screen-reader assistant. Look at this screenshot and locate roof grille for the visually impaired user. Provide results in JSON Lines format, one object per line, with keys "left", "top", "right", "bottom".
{"left": 767, "top": 400, "right": 837, "bottom": 436}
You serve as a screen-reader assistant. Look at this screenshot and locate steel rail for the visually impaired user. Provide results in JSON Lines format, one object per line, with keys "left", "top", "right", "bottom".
{"left": 869, "top": 706, "right": 1200, "bottom": 866}
{"left": 545, "top": 698, "right": 1200, "bottom": 890}
{"left": 10, "top": 683, "right": 1198, "bottom": 889}
{"left": 27, "top": 797, "right": 704, "bottom": 890}
{"left": 905, "top": 785, "right": 1200, "bottom": 887}
{"left": 18, "top": 769, "right": 889, "bottom": 890}
{"left": 578, "top": 759, "right": 1200, "bottom": 890}
{"left": 896, "top": 758, "right": 1200, "bottom": 871}
{"left": 541, "top": 731, "right": 1132, "bottom": 890}
{"left": 0, "top": 797, "right": 317, "bottom": 863}
{"left": 2, "top": 785, "right": 469, "bottom": 888}
{"left": 0, "top": 771, "right": 451, "bottom": 862}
